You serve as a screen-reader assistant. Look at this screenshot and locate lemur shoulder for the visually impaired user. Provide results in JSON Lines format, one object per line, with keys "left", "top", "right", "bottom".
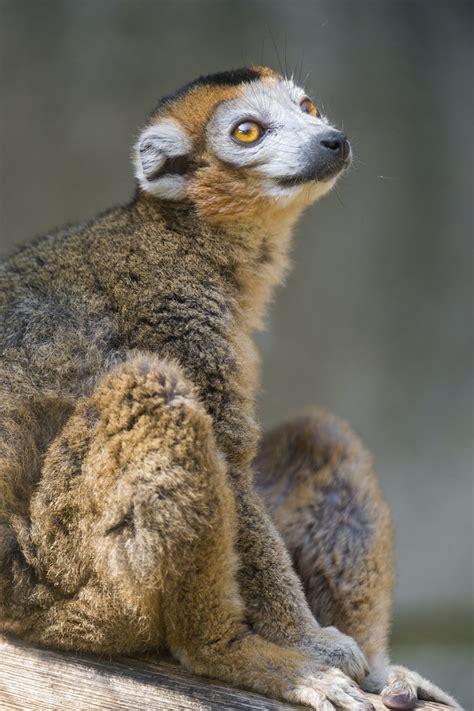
{"left": 0, "top": 66, "right": 460, "bottom": 711}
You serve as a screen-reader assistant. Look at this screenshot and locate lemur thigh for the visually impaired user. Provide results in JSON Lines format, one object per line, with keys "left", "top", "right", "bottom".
{"left": 0, "top": 356, "right": 372, "bottom": 709}
{"left": 255, "top": 412, "right": 461, "bottom": 710}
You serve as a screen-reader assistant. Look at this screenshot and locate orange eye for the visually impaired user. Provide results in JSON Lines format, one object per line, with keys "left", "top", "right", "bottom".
{"left": 231, "top": 121, "right": 263, "bottom": 144}
{"left": 300, "top": 97, "right": 319, "bottom": 117}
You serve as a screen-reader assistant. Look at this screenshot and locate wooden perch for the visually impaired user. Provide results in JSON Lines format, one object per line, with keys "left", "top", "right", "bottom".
{"left": 0, "top": 635, "right": 456, "bottom": 710}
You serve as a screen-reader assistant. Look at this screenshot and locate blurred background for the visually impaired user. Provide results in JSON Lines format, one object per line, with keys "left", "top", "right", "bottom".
{"left": 0, "top": 0, "right": 472, "bottom": 705}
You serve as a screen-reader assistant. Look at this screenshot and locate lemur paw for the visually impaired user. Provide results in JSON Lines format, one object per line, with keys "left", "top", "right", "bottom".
{"left": 301, "top": 625, "right": 369, "bottom": 685}
{"left": 286, "top": 667, "right": 375, "bottom": 711}
{"left": 364, "top": 664, "right": 462, "bottom": 710}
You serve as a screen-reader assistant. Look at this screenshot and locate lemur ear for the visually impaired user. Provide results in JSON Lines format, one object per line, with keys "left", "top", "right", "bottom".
{"left": 134, "top": 119, "right": 194, "bottom": 199}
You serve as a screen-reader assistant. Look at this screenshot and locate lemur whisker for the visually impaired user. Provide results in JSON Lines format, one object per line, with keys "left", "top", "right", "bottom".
{"left": 334, "top": 185, "right": 350, "bottom": 213}
{"left": 296, "top": 50, "right": 305, "bottom": 87}
{"left": 268, "top": 30, "right": 286, "bottom": 80}
{"left": 283, "top": 36, "right": 289, "bottom": 81}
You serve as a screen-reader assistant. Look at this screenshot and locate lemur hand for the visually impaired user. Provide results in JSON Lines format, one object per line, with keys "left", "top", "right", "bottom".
{"left": 285, "top": 666, "right": 375, "bottom": 711}
{"left": 298, "top": 624, "right": 370, "bottom": 686}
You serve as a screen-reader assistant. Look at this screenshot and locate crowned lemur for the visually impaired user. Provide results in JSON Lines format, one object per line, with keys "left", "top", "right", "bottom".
{"left": 0, "top": 66, "right": 460, "bottom": 710}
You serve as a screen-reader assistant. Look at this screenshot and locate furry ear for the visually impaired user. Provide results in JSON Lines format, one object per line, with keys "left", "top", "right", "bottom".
{"left": 134, "top": 119, "right": 193, "bottom": 199}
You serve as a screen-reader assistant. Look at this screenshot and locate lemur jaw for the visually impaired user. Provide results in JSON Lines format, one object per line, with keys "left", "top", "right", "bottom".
{"left": 133, "top": 66, "right": 351, "bottom": 224}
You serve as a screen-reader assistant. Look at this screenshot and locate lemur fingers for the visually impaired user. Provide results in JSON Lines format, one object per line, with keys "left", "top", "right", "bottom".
{"left": 286, "top": 667, "right": 375, "bottom": 711}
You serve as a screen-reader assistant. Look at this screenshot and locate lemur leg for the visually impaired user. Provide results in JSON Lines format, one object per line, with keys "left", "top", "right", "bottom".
{"left": 255, "top": 411, "right": 461, "bottom": 711}
{"left": 0, "top": 357, "right": 373, "bottom": 710}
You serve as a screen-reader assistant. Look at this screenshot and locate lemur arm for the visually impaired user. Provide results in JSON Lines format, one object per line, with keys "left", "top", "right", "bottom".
{"left": 232, "top": 479, "right": 317, "bottom": 643}
{"left": 160, "top": 324, "right": 320, "bottom": 645}
{"left": 150, "top": 316, "right": 314, "bottom": 641}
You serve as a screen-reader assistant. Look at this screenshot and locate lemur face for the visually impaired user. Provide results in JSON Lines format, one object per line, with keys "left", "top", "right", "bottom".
{"left": 135, "top": 66, "right": 351, "bottom": 220}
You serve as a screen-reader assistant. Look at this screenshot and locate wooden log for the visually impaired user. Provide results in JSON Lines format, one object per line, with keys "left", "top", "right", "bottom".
{"left": 0, "top": 634, "right": 456, "bottom": 710}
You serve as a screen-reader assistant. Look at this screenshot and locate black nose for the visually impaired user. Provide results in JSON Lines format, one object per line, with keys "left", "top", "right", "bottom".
{"left": 320, "top": 131, "right": 351, "bottom": 162}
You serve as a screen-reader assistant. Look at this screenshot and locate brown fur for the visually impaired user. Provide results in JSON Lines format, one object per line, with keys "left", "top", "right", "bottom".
{"left": 255, "top": 412, "right": 394, "bottom": 663}
{"left": 0, "top": 67, "right": 460, "bottom": 709}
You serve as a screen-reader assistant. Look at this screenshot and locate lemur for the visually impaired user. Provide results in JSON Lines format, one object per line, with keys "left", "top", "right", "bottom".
{"left": 0, "top": 66, "right": 460, "bottom": 710}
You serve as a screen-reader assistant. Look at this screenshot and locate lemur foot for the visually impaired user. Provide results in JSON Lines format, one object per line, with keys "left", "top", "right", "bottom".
{"left": 300, "top": 625, "right": 369, "bottom": 685}
{"left": 364, "top": 663, "right": 462, "bottom": 710}
{"left": 287, "top": 667, "right": 375, "bottom": 711}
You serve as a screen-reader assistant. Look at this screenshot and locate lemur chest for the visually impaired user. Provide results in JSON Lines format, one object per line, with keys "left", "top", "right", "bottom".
{"left": 124, "top": 285, "right": 255, "bottom": 380}
{"left": 122, "top": 290, "right": 260, "bottom": 458}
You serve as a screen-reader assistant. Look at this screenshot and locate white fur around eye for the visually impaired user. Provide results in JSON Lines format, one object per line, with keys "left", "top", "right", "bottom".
{"left": 207, "top": 79, "right": 331, "bottom": 180}
{"left": 134, "top": 118, "right": 192, "bottom": 199}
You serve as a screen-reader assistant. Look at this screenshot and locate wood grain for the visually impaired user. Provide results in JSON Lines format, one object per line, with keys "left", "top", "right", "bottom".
{"left": 0, "top": 635, "right": 456, "bottom": 710}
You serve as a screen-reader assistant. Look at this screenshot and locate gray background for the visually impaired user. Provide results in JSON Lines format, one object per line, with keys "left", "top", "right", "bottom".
{"left": 0, "top": 0, "right": 472, "bottom": 706}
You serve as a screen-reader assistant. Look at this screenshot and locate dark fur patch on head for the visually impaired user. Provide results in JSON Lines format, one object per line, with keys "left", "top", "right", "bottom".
{"left": 156, "top": 67, "right": 263, "bottom": 111}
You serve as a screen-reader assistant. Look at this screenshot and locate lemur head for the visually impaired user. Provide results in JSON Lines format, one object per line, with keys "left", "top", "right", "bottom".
{"left": 134, "top": 66, "right": 351, "bottom": 222}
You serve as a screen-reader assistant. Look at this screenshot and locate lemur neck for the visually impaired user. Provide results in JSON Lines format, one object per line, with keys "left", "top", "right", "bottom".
{"left": 133, "top": 193, "right": 301, "bottom": 331}
{"left": 220, "top": 215, "right": 296, "bottom": 331}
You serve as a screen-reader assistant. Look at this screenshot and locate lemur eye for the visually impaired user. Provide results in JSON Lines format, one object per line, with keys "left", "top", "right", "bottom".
{"left": 300, "top": 97, "right": 319, "bottom": 117}
{"left": 231, "top": 121, "right": 263, "bottom": 144}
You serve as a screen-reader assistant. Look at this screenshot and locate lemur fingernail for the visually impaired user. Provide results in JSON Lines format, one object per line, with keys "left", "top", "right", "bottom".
{"left": 382, "top": 690, "right": 417, "bottom": 709}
